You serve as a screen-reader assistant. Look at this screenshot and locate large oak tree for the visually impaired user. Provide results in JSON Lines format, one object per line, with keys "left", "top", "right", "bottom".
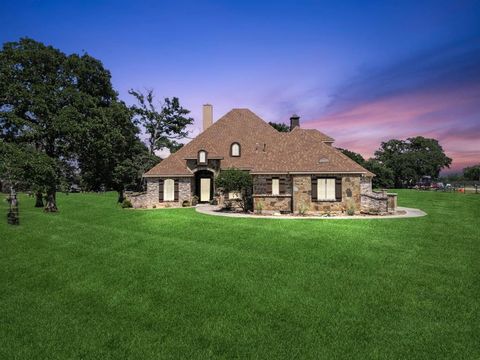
{"left": 0, "top": 38, "right": 158, "bottom": 210}
{"left": 129, "top": 89, "right": 193, "bottom": 155}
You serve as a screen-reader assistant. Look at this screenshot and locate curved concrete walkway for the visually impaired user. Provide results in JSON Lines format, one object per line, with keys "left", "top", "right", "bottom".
{"left": 195, "top": 205, "right": 426, "bottom": 220}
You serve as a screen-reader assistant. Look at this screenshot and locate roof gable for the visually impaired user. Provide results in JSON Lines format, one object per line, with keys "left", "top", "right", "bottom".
{"left": 144, "top": 109, "right": 372, "bottom": 177}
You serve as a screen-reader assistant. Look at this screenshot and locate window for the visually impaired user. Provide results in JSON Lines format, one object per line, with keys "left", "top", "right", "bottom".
{"left": 272, "top": 178, "right": 280, "bottom": 195}
{"left": 164, "top": 179, "right": 175, "bottom": 201}
{"left": 198, "top": 150, "right": 207, "bottom": 164}
{"left": 317, "top": 178, "right": 335, "bottom": 201}
{"left": 231, "top": 143, "right": 240, "bottom": 157}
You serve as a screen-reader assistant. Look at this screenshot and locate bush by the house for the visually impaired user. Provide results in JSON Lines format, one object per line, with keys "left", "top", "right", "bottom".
{"left": 121, "top": 199, "right": 133, "bottom": 208}
{"left": 215, "top": 168, "right": 253, "bottom": 212}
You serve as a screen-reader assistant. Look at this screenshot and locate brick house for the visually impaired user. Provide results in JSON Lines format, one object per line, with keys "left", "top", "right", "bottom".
{"left": 131, "top": 106, "right": 396, "bottom": 214}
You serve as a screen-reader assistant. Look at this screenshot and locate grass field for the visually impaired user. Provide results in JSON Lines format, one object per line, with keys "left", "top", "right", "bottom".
{"left": 1, "top": 190, "right": 478, "bottom": 359}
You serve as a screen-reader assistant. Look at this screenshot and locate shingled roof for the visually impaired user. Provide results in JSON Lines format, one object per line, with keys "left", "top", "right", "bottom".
{"left": 144, "top": 109, "right": 373, "bottom": 177}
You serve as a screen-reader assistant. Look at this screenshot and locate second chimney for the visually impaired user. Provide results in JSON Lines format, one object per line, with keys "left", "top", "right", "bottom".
{"left": 290, "top": 114, "right": 300, "bottom": 130}
{"left": 203, "top": 104, "right": 213, "bottom": 131}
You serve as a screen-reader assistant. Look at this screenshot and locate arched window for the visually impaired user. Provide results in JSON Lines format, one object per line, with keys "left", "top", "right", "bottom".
{"left": 198, "top": 150, "right": 207, "bottom": 164}
{"left": 164, "top": 179, "right": 175, "bottom": 201}
{"left": 231, "top": 142, "right": 241, "bottom": 157}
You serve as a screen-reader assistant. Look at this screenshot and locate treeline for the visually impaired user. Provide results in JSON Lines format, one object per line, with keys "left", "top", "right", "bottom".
{"left": 338, "top": 137, "right": 453, "bottom": 188}
{"left": 440, "top": 165, "right": 480, "bottom": 183}
{"left": 0, "top": 38, "right": 192, "bottom": 210}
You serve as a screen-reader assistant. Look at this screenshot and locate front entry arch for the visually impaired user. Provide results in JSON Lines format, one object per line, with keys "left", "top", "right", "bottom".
{"left": 195, "top": 170, "right": 214, "bottom": 203}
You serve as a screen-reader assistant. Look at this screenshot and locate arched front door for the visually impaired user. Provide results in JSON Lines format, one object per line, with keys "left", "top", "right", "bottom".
{"left": 195, "top": 170, "right": 214, "bottom": 203}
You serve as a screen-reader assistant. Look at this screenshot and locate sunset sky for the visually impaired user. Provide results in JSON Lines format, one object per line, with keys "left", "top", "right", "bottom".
{"left": 2, "top": 0, "right": 479, "bottom": 172}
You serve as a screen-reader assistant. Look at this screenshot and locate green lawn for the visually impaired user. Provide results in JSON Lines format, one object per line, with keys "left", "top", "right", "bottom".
{"left": 1, "top": 190, "right": 478, "bottom": 359}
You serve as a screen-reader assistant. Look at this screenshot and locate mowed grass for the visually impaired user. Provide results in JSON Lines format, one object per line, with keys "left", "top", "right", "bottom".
{"left": 0, "top": 190, "right": 479, "bottom": 359}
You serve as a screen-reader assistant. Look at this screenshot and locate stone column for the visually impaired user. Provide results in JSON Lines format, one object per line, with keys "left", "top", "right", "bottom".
{"left": 292, "top": 175, "right": 311, "bottom": 213}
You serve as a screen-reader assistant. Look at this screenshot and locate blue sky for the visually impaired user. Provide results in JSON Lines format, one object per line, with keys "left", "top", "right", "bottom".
{"left": 2, "top": 0, "right": 479, "bottom": 171}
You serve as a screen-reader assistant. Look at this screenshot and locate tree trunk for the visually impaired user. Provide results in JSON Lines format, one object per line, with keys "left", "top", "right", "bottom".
{"left": 44, "top": 189, "right": 58, "bottom": 212}
{"left": 117, "top": 189, "right": 125, "bottom": 203}
{"left": 35, "top": 191, "right": 44, "bottom": 208}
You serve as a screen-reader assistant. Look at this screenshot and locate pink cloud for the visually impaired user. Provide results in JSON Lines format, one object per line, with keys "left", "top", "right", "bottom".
{"left": 305, "top": 84, "right": 480, "bottom": 172}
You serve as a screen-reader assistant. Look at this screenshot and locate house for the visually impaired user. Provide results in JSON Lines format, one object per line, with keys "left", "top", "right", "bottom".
{"left": 130, "top": 106, "right": 397, "bottom": 214}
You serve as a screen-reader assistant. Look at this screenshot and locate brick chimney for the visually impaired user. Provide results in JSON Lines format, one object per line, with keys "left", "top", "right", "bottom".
{"left": 290, "top": 114, "right": 300, "bottom": 130}
{"left": 203, "top": 104, "right": 213, "bottom": 131}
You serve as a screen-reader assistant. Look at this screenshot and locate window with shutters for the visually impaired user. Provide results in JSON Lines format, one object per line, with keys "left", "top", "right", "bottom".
{"left": 164, "top": 179, "right": 175, "bottom": 201}
{"left": 317, "top": 178, "right": 336, "bottom": 201}
{"left": 231, "top": 143, "right": 240, "bottom": 157}
{"left": 198, "top": 150, "right": 207, "bottom": 164}
{"left": 272, "top": 178, "right": 280, "bottom": 195}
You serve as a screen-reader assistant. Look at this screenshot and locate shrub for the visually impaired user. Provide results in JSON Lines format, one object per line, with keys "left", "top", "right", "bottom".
{"left": 255, "top": 200, "right": 264, "bottom": 214}
{"left": 191, "top": 196, "right": 199, "bottom": 206}
{"left": 121, "top": 199, "right": 133, "bottom": 208}
{"left": 297, "top": 201, "right": 309, "bottom": 216}
{"left": 182, "top": 200, "right": 190, "bottom": 207}
{"left": 215, "top": 168, "right": 253, "bottom": 212}
{"left": 224, "top": 201, "right": 233, "bottom": 211}
{"left": 346, "top": 200, "right": 355, "bottom": 216}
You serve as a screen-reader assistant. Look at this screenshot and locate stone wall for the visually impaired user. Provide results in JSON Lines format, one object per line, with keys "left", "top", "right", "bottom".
{"left": 178, "top": 178, "right": 192, "bottom": 204}
{"left": 292, "top": 176, "right": 312, "bottom": 213}
{"left": 360, "top": 176, "right": 372, "bottom": 194}
{"left": 359, "top": 177, "right": 397, "bottom": 214}
{"left": 291, "top": 175, "right": 362, "bottom": 214}
{"left": 253, "top": 196, "right": 292, "bottom": 213}
{"left": 126, "top": 178, "right": 160, "bottom": 208}
{"left": 252, "top": 175, "right": 293, "bottom": 213}
{"left": 253, "top": 175, "right": 292, "bottom": 195}
{"left": 309, "top": 176, "right": 361, "bottom": 214}
{"left": 388, "top": 193, "right": 397, "bottom": 211}
{"left": 126, "top": 177, "right": 192, "bottom": 208}
{"left": 360, "top": 190, "right": 388, "bottom": 213}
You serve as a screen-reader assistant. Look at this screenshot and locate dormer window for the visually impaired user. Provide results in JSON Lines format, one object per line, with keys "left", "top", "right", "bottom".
{"left": 230, "top": 142, "right": 241, "bottom": 157}
{"left": 198, "top": 150, "right": 207, "bottom": 164}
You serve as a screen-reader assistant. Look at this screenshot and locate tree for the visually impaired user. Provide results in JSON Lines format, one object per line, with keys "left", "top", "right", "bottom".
{"left": 337, "top": 148, "right": 395, "bottom": 188}
{"left": 0, "top": 38, "right": 118, "bottom": 211}
{"left": 0, "top": 142, "right": 56, "bottom": 208}
{"left": 337, "top": 148, "right": 366, "bottom": 166}
{"left": 215, "top": 168, "right": 253, "bottom": 212}
{"left": 75, "top": 100, "right": 160, "bottom": 203}
{"left": 364, "top": 159, "right": 395, "bottom": 188}
{"left": 129, "top": 89, "right": 193, "bottom": 154}
{"left": 269, "top": 122, "right": 290, "bottom": 132}
{"left": 463, "top": 164, "right": 480, "bottom": 181}
{"left": 374, "top": 137, "right": 452, "bottom": 187}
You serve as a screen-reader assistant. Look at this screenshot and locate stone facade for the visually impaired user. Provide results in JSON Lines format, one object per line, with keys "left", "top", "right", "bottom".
{"left": 292, "top": 176, "right": 312, "bottom": 213}
{"left": 253, "top": 196, "right": 292, "bottom": 213}
{"left": 310, "top": 176, "right": 361, "bottom": 214}
{"left": 127, "top": 177, "right": 192, "bottom": 208}
{"left": 253, "top": 175, "right": 293, "bottom": 213}
{"left": 253, "top": 175, "right": 292, "bottom": 195}
{"left": 360, "top": 190, "right": 388, "bottom": 213}
{"left": 178, "top": 178, "right": 192, "bottom": 204}
{"left": 359, "top": 177, "right": 397, "bottom": 214}
{"left": 130, "top": 172, "right": 396, "bottom": 214}
{"left": 387, "top": 193, "right": 397, "bottom": 211}
{"left": 289, "top": 175, "right": 362, "bottom": 214}
{"left": 360, "top": 176, "right": 372, "bottom": 194}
